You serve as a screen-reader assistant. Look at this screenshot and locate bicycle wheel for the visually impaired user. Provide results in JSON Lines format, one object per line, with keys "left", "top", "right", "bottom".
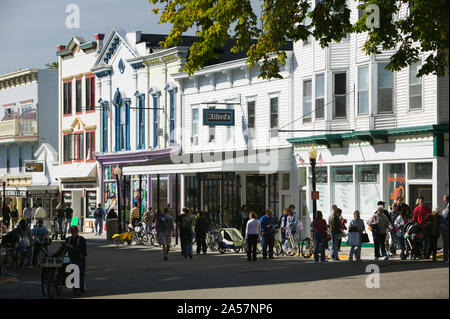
{"left": 150, "top": 234, "right": 159, "bottom": 247}
{"left": 219, "top": 244, "right": 227, "bottom": 254}
{"left": 141, "top": 232, "right": 150, "bottom": 244}
{"left": 301, "top": 238, "right": 313, "bottom": 258}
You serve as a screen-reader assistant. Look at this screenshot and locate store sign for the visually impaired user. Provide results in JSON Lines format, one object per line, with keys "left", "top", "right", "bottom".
{"left": 62, "top": 183, "right": 97, "bottom": 189}
{"left": 27, "top": 189, "right": 59, "bottom": 196}
{"left": 203, "top": 109, "right": 235, "bottom": 126}
{"left": 311, "top": 191, "right": 320, "bottom": 200}
{"left": 200, "top": 172, "right": 236, "bottom": 181}
{"left": 24, "top": 161, "right": 44, "bottom": 173}
{"left": 388, "top": 175, "right": 406, "bottom": 200}
{"left": 0, "top": 190, "right": 27, "bottom": 197}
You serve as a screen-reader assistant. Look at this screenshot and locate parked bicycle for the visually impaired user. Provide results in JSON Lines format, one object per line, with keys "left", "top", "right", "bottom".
{"left": 300, "top": 229, "right": 330, "bottom": 258}
{"left": 149, "top": 225, "right": 160, "bottom": 247}
{"left": 130, "top": 221, "right": 149, "bottom": 245}
{"left": 206, "top": 227, "right": 220, "bottom": 252}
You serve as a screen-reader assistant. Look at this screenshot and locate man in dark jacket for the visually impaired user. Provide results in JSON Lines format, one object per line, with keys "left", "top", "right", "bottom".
{"left": 330, "top": 209, "right": 342, "bottom": 261}
{"left": 65, "top": 225, "right": 87, "bottom": 296}
{"left": 195, "top": 211, "right": 209, "bottom": 254}
{"left": 260, "top": 209, "right": 275, "bottom": 260}
{"left": 2, "top": 203, "right": 11, "bottom": 231}
{"left": 177, "top": 208, "right": 188, "bottom": 256}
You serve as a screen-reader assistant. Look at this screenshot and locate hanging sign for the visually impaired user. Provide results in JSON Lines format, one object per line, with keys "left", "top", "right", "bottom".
{"left": 203, "top": 109, "right": 235, "bottom": 126}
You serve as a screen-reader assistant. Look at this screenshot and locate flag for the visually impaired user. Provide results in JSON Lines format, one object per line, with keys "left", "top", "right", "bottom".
{"left": 318, "top": 153, "right": 324, "bottom": 167}
{"left": 297, "top": 155, "right": 305, "bottom": 165}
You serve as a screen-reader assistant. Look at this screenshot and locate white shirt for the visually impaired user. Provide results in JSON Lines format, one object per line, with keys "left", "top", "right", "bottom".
{"left": 34, "top": 207, "right": 47, "bottom": 218}
{"left": 245, "top": 218, "right": 261, "bottom": 240}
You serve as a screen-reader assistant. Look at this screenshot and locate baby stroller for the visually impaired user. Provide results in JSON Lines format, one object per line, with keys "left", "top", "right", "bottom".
{"left": 403, "top": 222, "right": 423, "bottom": 260}
{"left": 218, "top": 227, "right": 244, "bottom": 254}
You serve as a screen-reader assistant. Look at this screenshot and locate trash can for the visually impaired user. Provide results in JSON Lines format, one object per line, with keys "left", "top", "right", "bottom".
{"left": 106, "top": 218, "right": 119, "bottom": 241}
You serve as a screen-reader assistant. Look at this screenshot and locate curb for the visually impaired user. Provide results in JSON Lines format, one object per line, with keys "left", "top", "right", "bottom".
{"left": 0, "top": 276, "right": 20, "bottom": 284}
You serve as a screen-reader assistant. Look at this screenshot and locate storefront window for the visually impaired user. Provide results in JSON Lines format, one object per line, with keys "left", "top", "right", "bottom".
{"left": 62, "top": 191, "right": 72, "bottom": 209}
{"left": 185, "top": 175, "right": 200, "bottom": 212}
{"left": 332, "top": 166, "right": 354, "bottom": 213}
{"left": 282, "top": 173, "right": 290, "bottom": 190}
{"left": 132, "top": 178, "right": 148, "bottom": 213}
{"left": 86, "top": 191, "right": 97, "bottom": 218}
{"left": 385, "top": 163, "right": 406, "bottom": 209}
{"left": 357, "top": 165, "right": 381, "bottom": 217}
{"left": 409, "top": 162, "right": 432, "bottom": 179}
{"left": 315, "top": 167, "right": 328, "bottom": 214}
{"left": 152, "top": 176, "right": 168, "bottom": 211}
{"left": 104, "top": 182, "right": 117, "bottom": 212}
{"left": 298, "top": 167, "right": 307, "bottom": 187}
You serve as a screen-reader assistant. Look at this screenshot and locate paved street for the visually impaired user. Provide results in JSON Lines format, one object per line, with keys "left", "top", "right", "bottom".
{"left": 0, "top": 233, "right": 448, "bottom": 299}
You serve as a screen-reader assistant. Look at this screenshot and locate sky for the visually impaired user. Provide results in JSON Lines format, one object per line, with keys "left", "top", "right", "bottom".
{"left": 0, "top": 0, "right": 262, "bottom": 75}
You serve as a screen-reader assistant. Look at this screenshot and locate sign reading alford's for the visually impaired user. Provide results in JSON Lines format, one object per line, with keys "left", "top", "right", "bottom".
{"left": 24, "top": 161, "right": 44, "bottom": 173}
{"left": 203, "top": 109, "right": 235, "bottom": 126}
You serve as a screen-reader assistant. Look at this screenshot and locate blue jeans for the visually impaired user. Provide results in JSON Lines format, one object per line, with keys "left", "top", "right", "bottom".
{"left": 261, "top": 233, "right": 274, "bottom": 259}
{"left": 26, "top": 219, "right": 32, "bottom": 228}
{"left": 389, "top": 231, "right": 398, "bottom": 254}
{"left": 94, "top": 218, "right": 103, "bottom": 234}
{"left": 65, "top": 218, "right": 72, "bottom": 233}
{"left": 57, "top": 218, "right": 64, "bottom": 236}
{"left": 330, "top": 234, "right": 340, "bottom": 260}
{"left": 314, "top": 232, "right": 326, "bottom": 262}
{"left": 349, "top": 245, "right": 361, "bottom": 261}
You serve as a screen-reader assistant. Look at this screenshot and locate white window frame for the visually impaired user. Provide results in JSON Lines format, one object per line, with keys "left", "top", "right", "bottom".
{"left": 333, "top": 71, "right": 347, "bottom": 119}
{"left": 315, "top": 74, "right": 325, "bottom": 120}
{"left": 377, "top": 62, "right": 394, "bottom": 114}
{"left": 191, "top": 107, "right": 199, "bottom": 143}
{"left": 303, "top": 78, "right": 312, "bottom": 123}
{"left": 357, "top": 64, "right": 369, "bottom": 115}
{"left": 408, "top": 59, "right": 423, "bottom": 111}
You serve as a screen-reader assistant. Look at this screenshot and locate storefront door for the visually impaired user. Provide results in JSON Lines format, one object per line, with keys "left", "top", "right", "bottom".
{"left": 409, "top": 185, "right": 433, "bottom": 208}
{"left": 246, "top": 174, "right": 266, "bottom": 217}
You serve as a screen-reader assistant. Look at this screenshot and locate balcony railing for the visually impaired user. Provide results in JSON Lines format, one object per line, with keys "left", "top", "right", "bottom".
{"left": 0, "top": 118, "right": 37, "bottom": 138}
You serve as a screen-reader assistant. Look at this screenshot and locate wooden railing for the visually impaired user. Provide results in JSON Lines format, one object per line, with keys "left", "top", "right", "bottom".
{"left": 0, "top": 118, "right": 37, "bottom": 137}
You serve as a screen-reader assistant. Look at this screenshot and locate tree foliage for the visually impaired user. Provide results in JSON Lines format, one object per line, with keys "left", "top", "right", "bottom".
{"left": 149, "top": 0, "right": 448, "bottom": 79}
{"left": 45, "top": 62, "right": 59, "bottom": 70}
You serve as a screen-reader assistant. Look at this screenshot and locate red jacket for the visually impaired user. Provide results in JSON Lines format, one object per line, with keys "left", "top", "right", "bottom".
{"left": 413, "top": 205, "right": 432, "bottom": 228}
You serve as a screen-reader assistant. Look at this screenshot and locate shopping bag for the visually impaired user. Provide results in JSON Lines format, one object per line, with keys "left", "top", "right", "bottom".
{"left": 361, "top": 232, "right": 370, "bottom": 243}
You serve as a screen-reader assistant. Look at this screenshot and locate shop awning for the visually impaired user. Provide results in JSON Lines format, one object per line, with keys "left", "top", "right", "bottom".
{"left": 53, "top": 162, "right": 97, "bottom": 180}
{"left": 122, "top": 148, "right": 293, "bottom": 176}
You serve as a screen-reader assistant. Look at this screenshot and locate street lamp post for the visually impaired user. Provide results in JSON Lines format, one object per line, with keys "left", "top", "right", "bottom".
{"left": 114, "top": 165, "right": 122, "bottom": 232}
{"left": 309, "top": 146, "right": 318, "bottom": 221}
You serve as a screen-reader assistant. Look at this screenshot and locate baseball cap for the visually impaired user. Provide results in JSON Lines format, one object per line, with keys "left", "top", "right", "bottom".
{"left": 70, "top": 225, "right": 79, "bottom": 232}
{"left": 377, "top": 201, "right": 385, "bottom": 206}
